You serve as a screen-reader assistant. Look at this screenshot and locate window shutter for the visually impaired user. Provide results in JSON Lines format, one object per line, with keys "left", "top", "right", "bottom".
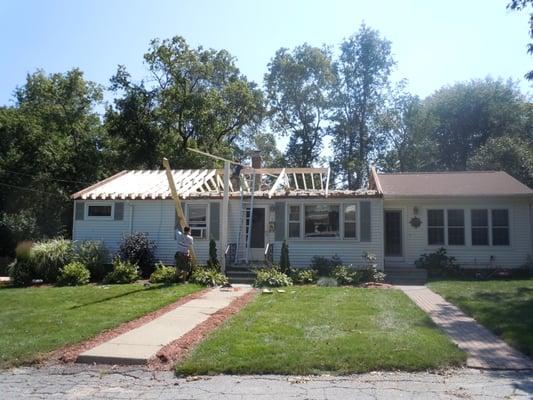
{"left": 75, "top": 202, "right": 85, "bottom": 220}
{"left": 275, "top": 202, "right": 286, "bottom": 241}
{"left": 209, "top": 203, "right": 220, "bottom": 240}
{"left": 360, "top": 201, "right": 371, "bottom": 242}
{"left": 114, "top": 202, "right": 125, "bottom": 221}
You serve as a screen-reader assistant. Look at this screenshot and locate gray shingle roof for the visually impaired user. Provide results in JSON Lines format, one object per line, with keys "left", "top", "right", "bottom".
{"left": 376, "top": 171, "right": 533, "bottom": 197}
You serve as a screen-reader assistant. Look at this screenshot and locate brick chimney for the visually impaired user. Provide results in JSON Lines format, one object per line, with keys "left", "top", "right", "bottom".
{"left": 251, "top": 151, "right": 262, "bottom": 189}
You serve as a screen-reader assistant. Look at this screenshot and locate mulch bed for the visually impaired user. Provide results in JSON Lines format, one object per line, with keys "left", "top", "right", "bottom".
{"left": 51, "top": 287, "right": 211, "bottom": 364}
{"left": 148, "top": 288, "right": 257, "bottom": 370}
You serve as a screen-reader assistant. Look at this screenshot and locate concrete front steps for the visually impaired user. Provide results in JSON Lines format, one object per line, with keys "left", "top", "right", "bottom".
{"left": 225, "top": 267, "right": 256, "bottom": 284}
{"left": 385, "top": 265, "right": 427, "bottom": 285}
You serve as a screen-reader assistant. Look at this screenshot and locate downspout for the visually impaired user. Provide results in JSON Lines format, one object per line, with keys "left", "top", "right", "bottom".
{"left": 128, "top": 201, "right": 134, "bottom": 234}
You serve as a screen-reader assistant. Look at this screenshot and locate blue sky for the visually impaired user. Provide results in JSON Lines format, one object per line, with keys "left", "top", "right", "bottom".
{"left": 1, "top": 0, "right": 531, "bottom": 108}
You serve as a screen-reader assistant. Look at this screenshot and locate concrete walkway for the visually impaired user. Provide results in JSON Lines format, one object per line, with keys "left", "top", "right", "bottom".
{"left": 78, "top": 285, "right": 253, "bottom": 365}
{"left": 399, "top": 285, "right": 533, "bottom": 370}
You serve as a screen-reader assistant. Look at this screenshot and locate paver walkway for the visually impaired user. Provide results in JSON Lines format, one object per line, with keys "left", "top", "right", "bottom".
{"left": 77, "top": 285, "right": 253, "bottom": 365}
{"left": 399, "top": 285, "right": 533, "bottom": 370}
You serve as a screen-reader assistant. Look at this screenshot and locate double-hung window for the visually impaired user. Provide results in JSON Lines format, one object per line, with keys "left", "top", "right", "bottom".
{"left": 304, "top": 205, "right": 340, "bottom": 238}
{"left": 188, "top": 205, "right": 208, "bottom": 239}
{"left": 428, "top": 209, "right": 445, "bottom": 245}
{"left": 471, "top": 209, "right": 489, "bottom": 246}
{"left": 344, "top": 205, "right": 357, "bottom": 239}
{"left": 447, "top": 209, "right": 465, "bottom": 245}
{"left": 491, "top": 209, "right": 509, "bottom": 246}
{"left": 288, "top": 205, "right": 301, "bottom": 238}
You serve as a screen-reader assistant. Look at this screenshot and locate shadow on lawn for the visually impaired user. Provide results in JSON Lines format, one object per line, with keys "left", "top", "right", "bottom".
{"left": 68, "top": 284, "right": 164, "bottom": 310}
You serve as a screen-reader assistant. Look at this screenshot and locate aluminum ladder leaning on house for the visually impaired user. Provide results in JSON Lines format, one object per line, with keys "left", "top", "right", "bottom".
{"left": 235, "top": 171, "right": 256, "bottom": 264}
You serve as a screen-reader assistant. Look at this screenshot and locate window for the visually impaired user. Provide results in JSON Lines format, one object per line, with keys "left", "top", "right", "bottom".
{"left": 304, "top": 205, "right": 339, "bottom": 238}
{"left": 471, "top": 209, "right": 489, "bottom": 245}
{"left": 344, "top": 204, "right": 357, "bottom": 239}
{"left": 428, "top": 209, "right": 445, "bottom": 245}
{"left": 288, "top": 205, "right": 301, "bottom": 238}
{"left": 87, "top": 205, "right": 112, "bottom": 217}
{"left": 188, "top": 205, "right": 207, "bottom": 239}
{"left": 447, "top": 209, "right": 465, "bottom": 245}
{"left": 492, "top": 209, "right": 509, "bottom": 246}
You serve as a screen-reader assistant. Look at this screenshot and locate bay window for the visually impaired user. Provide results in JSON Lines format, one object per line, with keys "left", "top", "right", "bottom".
{"left": 447, "top": 209, "right": 465, "bottom": 245}
{"left": 471, "top": 209, "right": 489, "bottom": 245}
{"left": 428, "top": 209, "right": 445, "bottom": 245}
{"left": 491, "top": 209, "right": 509, "bottom": 246}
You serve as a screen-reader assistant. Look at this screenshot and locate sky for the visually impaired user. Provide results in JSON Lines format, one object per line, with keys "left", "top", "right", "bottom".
{"left": 0, "top": 0, "right": 531, "bottom": 108}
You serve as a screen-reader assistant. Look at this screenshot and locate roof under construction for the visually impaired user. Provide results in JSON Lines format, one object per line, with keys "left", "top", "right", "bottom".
{"left": 71, "top": 168, "right": 379, "bottom": 200}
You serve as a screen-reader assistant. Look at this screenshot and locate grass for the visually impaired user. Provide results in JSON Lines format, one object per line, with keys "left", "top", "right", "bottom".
{"left": 176, "top": 287, "right": 465, "bottom": 375}
{"left": 429, "top": 279, "right": 533, "bottom": 357}
{"left": 0, "top": 283, "right": 202, "bottom": 367}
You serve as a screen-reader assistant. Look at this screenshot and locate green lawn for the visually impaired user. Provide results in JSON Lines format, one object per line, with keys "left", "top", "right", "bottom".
{"left": 0, "top": 283, "right": 202, "bottom": 367}
{"left": 429, "top": 279, "right": 533, "bottom": 357}
{"left": 176, "top": 287, "right": 465, "bottom": 375}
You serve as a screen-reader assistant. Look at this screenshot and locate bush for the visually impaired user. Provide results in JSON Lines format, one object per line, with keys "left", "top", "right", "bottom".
{"left": 358, "top": 252, "right": 386, "bottom": 283}
{"left": 76, "top": 241, "right": 109, "bottom": 281}
{"left": 8, "top": 260, "right": 34, "bottom": 287}
{"left": 332, "top": 265, "right": 360, "bottom": 285}
{"left": 190, "top": 267, "right": 228, "bottom": 287}
{"left": 310, "top": 254, "right": 343, "bottom": 277}
{"left": 280, "top": 240, "right": 290, "bottom": 274}
{"left": 206, "top": 239, "right": 220, "bottom": 271}
{"left": 150, "top": 262, "right": 178, "bottom": 285}
{"left": 415, "top": 247, "right": 459, "bottom": 278}
{"left": 316, "top": 277, "right": 339, "bottom": 287}
{"left": 57, "top": 262, "right": 90, "bottom": 286}
{"left": 0, "top": 210, "right": 40, "bottom": 257}
{"left": 254, "top": 267, "right": 292, "bottom": 288}
{"left": 290, "top": 268, "right": 317, "bottom": 285}
{"left": 32, "top": 239, "right": 75, "bottom": 283}
{"left": 104, "top": 259, "right": 139, "bottom": 284}
{"left": 117, "top": 232, "right": 156, "bottom": 278}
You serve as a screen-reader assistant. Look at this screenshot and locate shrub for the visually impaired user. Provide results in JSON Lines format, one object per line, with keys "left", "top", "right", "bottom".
{"left": 358, "top": 252, "right": 386, "bottom": 283}
{"left": 332, "top": 265, "right": 360, "bottom": 285}
{"left": 32, "top": 239, "right": 75, "bottom": 283}
{"left": 150, "top": 262, "right": 178, "bottom": 285}
{"left": 279, "top": 240, "right": 290, "bottom": 274}
{"left": 415, "top": 247, "right": 459, "bottom": 278}
{"left": 254, "top": 267, "right": 292, "bottom": 288}
{"left": 290, "top": 268, "right": 317, "bottom": 285}
{"left": 310, "top": 254, "right": 343, "bottom": 277}
{"left": 118, "top": 233, "right": 156, "bottom": 278}
{"left": 76, "top": 241, "right": 109, "bottom": 281}
{"left": 104, "top": 259, "right": 139, "bottom": 284}
{"left": 206, "top": 239, "right": 220, "bottom": 271}
{"left": 190, "top": 267, "right": 228, "bottom": 287}
{"left": 0, "top": 210, "right": 40, "bottom": 257}
{"left": 8, "top": 260, "right": 34, "bottom": 287}
{"left": 316, "top": 277, "right": 339, "bottom": 287}
{"left": 15, "top": 241, "right": 33, "bottom": 262}
{"left": 57, "top": 262, "right": 91, "bottom": 286}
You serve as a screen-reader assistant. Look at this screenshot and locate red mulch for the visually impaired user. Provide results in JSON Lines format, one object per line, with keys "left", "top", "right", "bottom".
{"left": 148, "top": 288, "right": 257, "bottom": 370}
{"left": 360, "top": 282, "right": 394, "bottom": 289}
{"left": 51, "top": 287, "right": 211, "bottom": 364}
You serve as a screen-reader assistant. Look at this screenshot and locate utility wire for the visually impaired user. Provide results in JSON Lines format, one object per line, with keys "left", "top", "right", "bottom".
{"left": 0, "top": 169, "right": 93, "bottom": 185}
{"left": 0, "top": 182, "right": 67, "bottom": 196}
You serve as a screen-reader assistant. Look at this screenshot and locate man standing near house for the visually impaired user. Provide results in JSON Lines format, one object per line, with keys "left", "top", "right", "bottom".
{"left": 175, "top": 226, "right": 194, "bottom": 280}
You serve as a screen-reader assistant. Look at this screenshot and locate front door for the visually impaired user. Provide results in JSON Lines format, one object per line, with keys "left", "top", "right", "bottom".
{"left": 385, "top": 210, "right": 403, "bottom": 257}
{"left": 248, "top": 207, "right": 265, "bottom": 260}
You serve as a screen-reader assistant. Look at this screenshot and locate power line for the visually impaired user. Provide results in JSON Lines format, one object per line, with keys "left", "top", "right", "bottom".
{"left": 0, "top": 182, "right": 67, "bottom": 196}
{"left": 0, "top": 169, "right": 93, "bottom": 185}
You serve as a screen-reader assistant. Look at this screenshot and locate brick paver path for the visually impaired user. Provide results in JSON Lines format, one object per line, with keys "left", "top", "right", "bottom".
{"left": 398, "top": 286, "right": 533, "bottom": 370}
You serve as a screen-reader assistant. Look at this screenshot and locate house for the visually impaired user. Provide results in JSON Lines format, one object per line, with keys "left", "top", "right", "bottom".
{"left": 71, "top": 153, "right": 533, "bottom": 279}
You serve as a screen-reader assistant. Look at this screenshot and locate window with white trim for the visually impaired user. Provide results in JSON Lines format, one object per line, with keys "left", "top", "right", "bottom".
{"left": 87, "top": 204, "right": 112, "bottom": 218}
{"left": 344, "top": 204, "right": 357, "bottom": 239}
{"left": 304, "top": 204, "right": 340, "bottom": 238}
{"left": 447, "top": 209, "right": 465, "bottom": 245}
{"left": 188, "top": 205, "right": 207, "bottom": 239}
{"left": 471, "top": 209, "right": 489, "bottom": 246}
{"left": 288, "top": 205, "right": 301, "bottom": 238}
{"left": 428, "top": 209, "right": 445, "bottom": 245}
{"left": 491, "top": 209, "right": 509, "bottom": 246}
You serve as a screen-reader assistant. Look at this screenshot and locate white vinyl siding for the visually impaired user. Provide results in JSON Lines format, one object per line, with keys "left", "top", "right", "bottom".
{"left": 384, "top": 198, "right": 531, "bottom": 268}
